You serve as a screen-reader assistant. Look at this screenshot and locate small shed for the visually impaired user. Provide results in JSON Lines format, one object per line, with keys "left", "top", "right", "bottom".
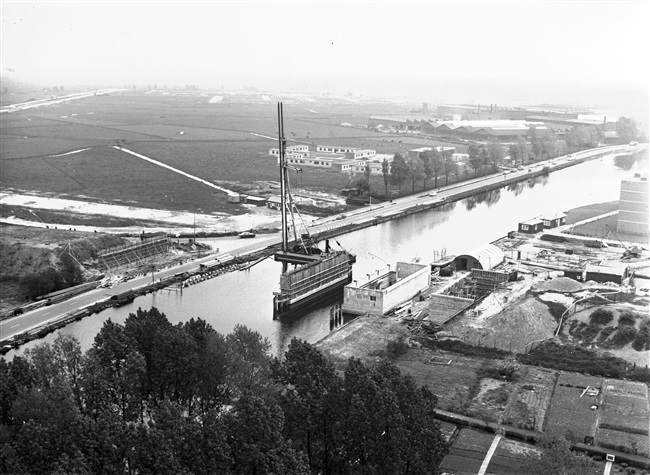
{"left": 585, "top": 263, "right": 628, "bottom": 284}
{"left": 227, "top": 193, "right": 242, "bottom": 203}
{"left": 542, "top": 212, "right": 566, "bottom": 228}
{"left": 453, "top": 243, "right": 504, "bottom": 272}
{"left": 266, "top": 195, "right": 282, "bottom": 210}
{"left": 518, "top": 218, "right": 544, "bottom": 234}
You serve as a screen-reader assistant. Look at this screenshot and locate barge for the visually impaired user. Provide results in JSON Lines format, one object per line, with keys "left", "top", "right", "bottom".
{"left": 272, "top": 103, "right": 354, "bottom": 317}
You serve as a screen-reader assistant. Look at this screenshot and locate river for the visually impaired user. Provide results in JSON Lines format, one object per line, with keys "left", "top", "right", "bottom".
{"left": 6, "top": 152, "right": 648, "bottom": 358}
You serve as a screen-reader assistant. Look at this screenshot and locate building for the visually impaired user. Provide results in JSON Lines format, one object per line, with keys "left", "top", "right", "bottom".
{"left": 367, "top": 116, "right": 433, "bottom": 131}
{"left": 617, "top": 175, "right": 649, "bottom": 236}
{"left": 269, "top": 144, "right": 377, "bottom": 173}
{"left": 542, "top": 212, "right": 567, "bottom": 228}
{"left": 342, "top": 262, "right": 430, "bottom": 316}
{"left": 244, "top": 196, "right": 267, "bottom": 206}
{"left": 453, "top": 244, "right": 505, "bottom": 272}
{"left": 407, "top": 146, "right": 456, "bottom": 159}
{"left": 266, "top": 195, "right": 282, "bottom": 210}
{"left": 518, "top": 218, "right": 544, "bottom": 234}
{"left": 585, "top": 263, "right": 629, "bottom": 284}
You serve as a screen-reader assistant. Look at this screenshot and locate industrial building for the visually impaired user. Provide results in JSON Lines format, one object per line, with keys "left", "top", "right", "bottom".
{"left": 452, "top": 243, "right": 505, "bottom": 272}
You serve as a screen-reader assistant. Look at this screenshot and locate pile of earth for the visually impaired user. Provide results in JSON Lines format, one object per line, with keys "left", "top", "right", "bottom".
{"left": 455, "top": 297, "right": 558, "bottom": 354}
{"left": 533, "top": 276, "right": 583, "bottom": 293}
{"left": 0, "top": 224, "right": 128, "bottom": 310}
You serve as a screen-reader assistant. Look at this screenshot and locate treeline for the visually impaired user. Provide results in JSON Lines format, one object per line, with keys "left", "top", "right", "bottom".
{"left": 0, "top": 307, "right": 448, "bottom": 474}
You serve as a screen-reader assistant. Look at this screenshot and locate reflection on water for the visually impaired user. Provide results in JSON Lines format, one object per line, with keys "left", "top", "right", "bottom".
{"left": 7, "top": 154, "right": 644, "bottom": 359}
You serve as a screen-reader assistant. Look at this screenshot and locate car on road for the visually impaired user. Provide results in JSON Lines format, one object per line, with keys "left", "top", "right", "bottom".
{"left": 428, "top": 191, "right": 438, "bottom": 197}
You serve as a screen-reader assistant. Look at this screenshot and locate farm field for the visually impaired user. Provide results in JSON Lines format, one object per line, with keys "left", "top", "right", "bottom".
{"left": 1, "top": 90, "right": 455, "bottom": 216}
{"left": 596, "top": 379, "right": 650, "bottom": 456}
{"left": 501, "top": 366, "right": 557, "bottom": 431}
{"left": 543, "top": 372, "right": 603, "bottom": 440}
{"left": 439, "top": 427, "right": 496, "bottom": 474}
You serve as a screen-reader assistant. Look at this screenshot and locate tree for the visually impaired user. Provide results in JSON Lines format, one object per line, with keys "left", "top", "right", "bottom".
{"left": 616, "top": 117, "right": 639, "bottom": 143}
{"left": 225, "top": 325, "right": 273, "bottom": 398}
{"left": 420, "top": 151, "right": 434, "bottom": 189}
{"left": 223, "top": 393, "right": 309, "bottom": 475}
{"left": 468, "top": 143, "right": 482, "bottom": 176}
{"left": 390, "top": 153, "right": 408, "bottom": 194}
{"left": 19, "top": 268, "right": 65, "bottom": 300}
{"left": 508, "top": 143, "right": 520, "bottom": 164}
{"left": 517, "top": 138, "right": 531, "bottom": 164}
{"left": 60, "top": 251, "right": 84, "bottom": 287}
{"left": 406, "top": 155, "right": 425, "bottom": 192}
{"left": 478, "top": 145, "right": 490, "bottom": 171}
{"left": 486, "top": 140, "right": 504, "bottom": 171}
{"left": 429, "top": 149, "right": 443, "bottom": 188}
{"left": 442, "top": 150, "right": 457, "bottom": 186}
{"left": 272, "top": 338, "right": 342, "bottom": 474}
{"left": 521, "top": 435, "right": 595, "bottom": 475}
{"left": 381, "top": 157, "right": 390, "bottom": 197}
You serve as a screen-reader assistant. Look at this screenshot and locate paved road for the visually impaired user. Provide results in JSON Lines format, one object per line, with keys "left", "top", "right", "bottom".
{"left": 0, "top": 144, "right": 636, "bottom": 343}
{"left": 0, "top": 235, "right": 279, "bottom": 342}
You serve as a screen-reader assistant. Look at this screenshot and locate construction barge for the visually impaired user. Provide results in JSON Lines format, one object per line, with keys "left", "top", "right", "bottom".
{"left": 272, "top": 103, "right": 354, "bottom": 318}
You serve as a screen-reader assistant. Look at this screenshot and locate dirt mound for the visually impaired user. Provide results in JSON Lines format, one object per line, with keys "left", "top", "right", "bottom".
{"left": 455, "top": 297, "right": 558, "bottom": 353}
{"left": 533, "top": 276, "right": 583, "bottom": 293}
{"left": 0, "top": 225, "right": 127, "bottom": 278}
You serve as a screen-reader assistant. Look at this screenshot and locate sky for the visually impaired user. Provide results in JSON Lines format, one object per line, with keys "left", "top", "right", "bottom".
{"left": 1, "top": 1, "right": 649, "bottom": 112}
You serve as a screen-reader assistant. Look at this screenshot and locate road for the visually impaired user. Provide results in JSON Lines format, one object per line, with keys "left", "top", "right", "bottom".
{"left": 0, "top": 89, "right": 126, "bottom": 114}
{"left": 0, "top": 144, "right": 637, "bottom": 343}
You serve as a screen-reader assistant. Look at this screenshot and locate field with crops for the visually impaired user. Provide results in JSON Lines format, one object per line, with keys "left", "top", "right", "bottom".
{"left": 543, "top": 372, "right": 603, "bottom": 440}
{"left": 596, "top": 379, "right": 650, "bottom": 456}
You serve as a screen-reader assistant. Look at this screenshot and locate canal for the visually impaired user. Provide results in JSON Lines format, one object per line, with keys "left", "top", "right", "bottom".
{"left": 8, "top": 152, "right": 648, "bottom": 357}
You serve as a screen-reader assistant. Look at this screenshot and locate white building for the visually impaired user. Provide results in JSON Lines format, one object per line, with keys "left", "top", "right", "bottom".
{"left": 342, "top": 262, "right": 430, "bottom": 316}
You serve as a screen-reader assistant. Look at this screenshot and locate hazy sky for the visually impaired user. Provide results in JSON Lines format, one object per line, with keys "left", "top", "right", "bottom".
{"left": 1, "top": 1, "right": 649, "bottom": 107}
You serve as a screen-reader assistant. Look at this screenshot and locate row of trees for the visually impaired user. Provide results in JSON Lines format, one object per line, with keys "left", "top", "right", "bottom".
{"left": 381, "top": 149, "right": 460, "bottom": 195}
{"left": 0, "top": 308, "right": 448, "bottom": 474}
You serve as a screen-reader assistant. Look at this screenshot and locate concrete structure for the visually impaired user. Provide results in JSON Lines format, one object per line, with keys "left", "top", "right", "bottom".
{"left": 342, "top": 262, "right": 430, "bottom": 316}
{"left": 617, "top": 176, "right": 649, "bottom": 236}
{"left": 542, "top": 212, "right": 567, "bottom": 228}
{"left": 518, "top": 218, "right": 544, "bottom": 234}
{"left": 453, "top": 244, "right": 505, "bottom": 272}
{"left": 426, "top": 294, "right": 475, "bottom": 324}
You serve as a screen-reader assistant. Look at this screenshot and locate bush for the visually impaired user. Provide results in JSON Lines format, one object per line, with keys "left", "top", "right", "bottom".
{"left": 571, "top": 322, "right": 602, "bottom": 342}
{"left": 610, "top": 326, "right": 637, "bottom": 346}
{"left": 386, "top": 335, "right": 409, "bottom": 358}
{"left": 589, "top": 308, "right": 614, "bottom": 325}
{"left": 618, "top": 311, "right": 638, "bottom": 326}
{"left": 632, "top": 321, "right": 650, "bottom": 351}
{"left": 597, "top": 326, "right": 616, "bottom": 343}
